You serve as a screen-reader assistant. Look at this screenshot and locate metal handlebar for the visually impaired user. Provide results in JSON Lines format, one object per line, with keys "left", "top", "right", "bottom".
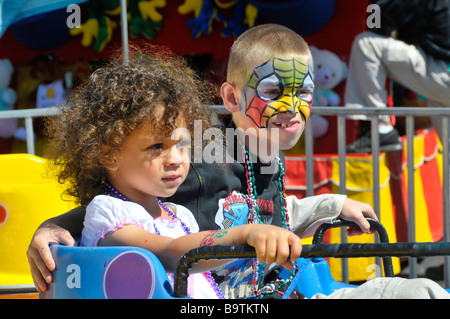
{"left": 313, "top": 218, "right": 394, "bottom": 277}
{"left": 173, "top": 218, "right": 450, "bottom": 298}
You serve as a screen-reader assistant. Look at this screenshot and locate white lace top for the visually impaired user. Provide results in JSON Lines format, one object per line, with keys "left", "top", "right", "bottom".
{"left": 81, "top": 195, "right": 219, "bottom": 299}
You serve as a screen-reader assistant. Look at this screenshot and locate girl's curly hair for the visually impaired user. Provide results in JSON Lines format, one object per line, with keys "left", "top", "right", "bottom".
{"left": 45, "top": 49, "right": 215, "bottom": 206}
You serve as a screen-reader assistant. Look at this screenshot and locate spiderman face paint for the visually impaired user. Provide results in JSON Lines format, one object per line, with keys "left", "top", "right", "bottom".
{"left": 241, "top": 57, "right": 314, "bottom": 128}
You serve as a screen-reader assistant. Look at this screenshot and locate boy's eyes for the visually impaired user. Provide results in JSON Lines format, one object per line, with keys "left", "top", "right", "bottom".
{"left": 256, "top": 74, "right": 283, "bottom": 101}
{"left": 256, "top": 73, "right": 314, "bottom": 103}
{"left": 296, "top": 88, "right": 313, "bottom": 102}
{"left": 298, "top": 74, "right": 314, "bottom": 103}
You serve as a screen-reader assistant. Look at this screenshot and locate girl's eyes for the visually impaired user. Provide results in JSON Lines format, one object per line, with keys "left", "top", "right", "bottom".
{"left": 149, "top": 143, "right": 163, "bottom": 150}
{"left": 148, "top": 139, "right": 190, "bottom": 151}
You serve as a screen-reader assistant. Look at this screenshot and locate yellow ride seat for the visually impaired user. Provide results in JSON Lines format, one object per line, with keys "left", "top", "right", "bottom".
{"left": 0, "top": 154, "right": 76, "bottom": 290}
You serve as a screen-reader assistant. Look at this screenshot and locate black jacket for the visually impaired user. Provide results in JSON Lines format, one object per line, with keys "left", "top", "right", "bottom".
{"left": 373, "top": 0, "right": 450, "bottom": 62}
{"left": 165, "top": 128, "right": 286, "bottom": 231}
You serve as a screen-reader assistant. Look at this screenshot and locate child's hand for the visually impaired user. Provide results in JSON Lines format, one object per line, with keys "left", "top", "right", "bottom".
{"left": 245, "top": 224, "right": 302, "bottom": 270}
{"left": 339, "top": 198, "right": 378, "bottom": 236}
{"left": 27, "top": 224, "right": 78, "bottom": 292}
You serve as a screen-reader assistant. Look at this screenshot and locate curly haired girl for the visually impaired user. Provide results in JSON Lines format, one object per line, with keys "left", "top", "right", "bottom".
{"left": 44, "top": 49, "right": 302, "bottom": 299}
{"left": 45, "top": 49, "right": 213, "bottom": 206}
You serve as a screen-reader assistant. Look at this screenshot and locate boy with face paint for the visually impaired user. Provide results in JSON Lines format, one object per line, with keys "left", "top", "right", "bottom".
{"left": 223, "top": 24, "right": 314, "bottom": 151}
{"left": 171, "top": 25, "right": 375, "bottom": 241}
{"left": 210, "top": 24, "right": 447, "bottom": 299}
{"left": 238, "top": 57, "right": 313, "bottom": 152}
{"left": 28, "top": 24, "right": 448, "bottom": 299}
{"left": 207, "top": 24, "right": 374, "bottom": 298}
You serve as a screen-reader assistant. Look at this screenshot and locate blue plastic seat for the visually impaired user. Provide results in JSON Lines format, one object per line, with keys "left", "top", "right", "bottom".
{"left": 42, "top": 244, "right": 354, "bottom": 299}
{"left": 279, "top": 258, "right": 355, "bottom": 298}
{"left": 42, "top": 245, "right": 183, "bottom": 299}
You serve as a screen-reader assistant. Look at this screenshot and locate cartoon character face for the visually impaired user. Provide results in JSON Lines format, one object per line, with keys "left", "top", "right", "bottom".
{"left": 222, "top": 202, "right": 249, "bottom": 229}
{"left": 241, "top": 57, "right": 314, "bottom": 128}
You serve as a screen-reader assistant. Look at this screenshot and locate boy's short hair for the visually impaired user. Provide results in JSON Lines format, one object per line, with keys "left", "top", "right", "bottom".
{"left": 227, "top": 24, "right": 312, "bottom": 89}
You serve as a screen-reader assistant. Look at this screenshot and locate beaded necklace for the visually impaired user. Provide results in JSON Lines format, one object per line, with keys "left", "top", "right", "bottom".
{"left": 104, "top": 182, "right": 225, "bottom": 299}
{"left": 239, "top": 144, "right": 290, "bottom": 230}
{"left": 236, "top": 138, "right": 298, "bottom": 298}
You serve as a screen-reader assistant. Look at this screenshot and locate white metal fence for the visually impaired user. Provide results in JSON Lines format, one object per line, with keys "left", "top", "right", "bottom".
{"left": 1, "top": 105, "right": 449, "bottom": 288}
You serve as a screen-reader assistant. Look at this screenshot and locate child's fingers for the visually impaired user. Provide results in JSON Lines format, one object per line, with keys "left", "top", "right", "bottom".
{"left": 273, "top": 236, "right": 290, "bottom": 266}
{"left": 253, "top": 238, "right": 266, "bottom": 265}
{"left": 289, "top": 234, "right": 302, "bottom": 262}
{"left": 280, "top": 235, "right": 302, "bottom": 270}
{"left": 352, "top": 215, "right": 372, "bottom": 233}
{"left": 264, "top": 236, "right": 278, "bottom": 266}
{"left": 248, "top": 227, "right": 302, "bottom": 267}
{"left": 346, "top": 225, "right": 365, "bottom": 236}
